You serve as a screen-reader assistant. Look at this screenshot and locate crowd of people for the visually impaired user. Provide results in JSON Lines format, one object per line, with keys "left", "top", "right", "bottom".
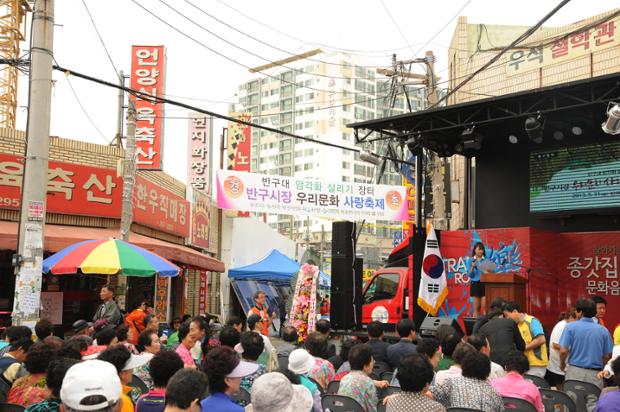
{"left": 0, "top": 285, "right": 619, "bottom": 412}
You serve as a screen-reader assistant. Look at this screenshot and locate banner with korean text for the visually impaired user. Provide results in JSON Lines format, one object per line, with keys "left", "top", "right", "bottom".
{"left": 227, "top": 112, "right": 251, "bottom": 172}
{"left": 133, "top": 176, "right": 190, "bottom": 237}
{"left": 0, "top": 154, "right": 122, "bottom": 217}
{"left": 131, "top": 45, "right": 166, "bottom": 170}
{"left": 217, "top": 169, "right": 409, "bottom": 221}
{"left": 506, "top": 16, "right": 619, "bottom": 76}
{"left": 187, "top": 112, "right": 212, "bottom": 194}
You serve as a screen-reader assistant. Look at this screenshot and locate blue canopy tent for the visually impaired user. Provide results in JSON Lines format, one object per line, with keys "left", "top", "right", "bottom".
{"left": 228, "top": 249, "right": 330, "bottom": 287}
{"left": 228, "top": 250, "right": 330, "bottom": 325}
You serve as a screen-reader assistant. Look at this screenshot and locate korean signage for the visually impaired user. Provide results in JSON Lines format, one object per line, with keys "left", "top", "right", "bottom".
{"left": 217, "top": 169, "right": 409, "bottom": 221}
{"left": 130, "top": 45, "right": 166, "bottom": 169}
{"left": 506, "top": 18, "right": 619, "bottom": 76}
{"left": 133, "top": 175, "right": 190, "bottom": 237}
{"left": 154, "top": 275, "right": 168, "bottom": 322}
{"left": 227, "top": 112, "right": 251, "bottom": 172}
{"left": 187, "top": 112, "right": 212, "bottom": 194}
{"left": 0, "top": 153, "right": 122, "bottom": 218}
{"left": 190, "top": 190, "right": 211, "bottom": 250}
{"left": 199, "top": 271, "right": 207, "bottom": 314}
{"left": 567, "top": 254, "right": 619, "bottom": 296}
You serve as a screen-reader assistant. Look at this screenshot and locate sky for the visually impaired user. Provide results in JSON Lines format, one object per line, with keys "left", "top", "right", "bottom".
{"left": 13, "top": 0, "right": 620, "bottom": 184}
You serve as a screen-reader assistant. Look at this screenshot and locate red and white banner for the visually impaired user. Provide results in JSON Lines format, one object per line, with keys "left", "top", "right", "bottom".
{"left": 187, "top": 112, "right": 212, "bottom": 194}
{"left": 0, "top": 154, "right": 122, "bottom": 218}
{"left": 227, "top": 112, "right": 251, "bottom": 172}
{"left": 133, "top": 175, "right": 190, "bottom": 237}
{"left": 130, "top": 45, "right": 166, "bottom": 170}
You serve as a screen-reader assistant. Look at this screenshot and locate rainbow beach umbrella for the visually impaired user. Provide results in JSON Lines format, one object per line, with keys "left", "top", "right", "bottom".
{"left": 43, "top": 239, "right": 180, "bottom": 277}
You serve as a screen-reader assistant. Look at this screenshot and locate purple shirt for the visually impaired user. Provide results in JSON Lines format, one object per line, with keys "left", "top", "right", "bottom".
{"left": 491, "top": 372, "right": 544, "bottom": 412}
{"left": 595, "top": 390, "right": 620, "bottom": 412}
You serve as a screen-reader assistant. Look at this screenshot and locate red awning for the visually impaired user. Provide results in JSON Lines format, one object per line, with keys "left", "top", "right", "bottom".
{"left": 0, "top": 221, "right": 224, "bottom": 272}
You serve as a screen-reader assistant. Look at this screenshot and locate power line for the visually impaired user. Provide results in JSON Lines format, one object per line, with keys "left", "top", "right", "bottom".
{"left": 413, "top": 0, "right": 474, "bottom": 57}
{"left": 80, "top": 0, "right": 121, "bottom": 81}
{"left": 129, "top": 0, "right": 353, "bottom": 95}
{"left": 41, "top": 61, "right": 414, "bottom": 167}
{"left": 156, "top": 0, "right": 380, "bottom": 82}
{"left": 379, "top": 0, "right": 416, "bottom": 57}
{"left": 431, "top": 0, "right": 574, "bottom": 109}
{"left": 182, "top": 0, "right": 389, "bottom": 70}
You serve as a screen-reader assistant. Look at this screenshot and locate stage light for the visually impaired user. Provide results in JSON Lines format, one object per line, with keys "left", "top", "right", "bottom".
{"left": 405, "top": 134, "right": 420, "bottom": 155}
{"left": 602, "top": 103, "right": 620, "bottom": 135}
{"left": 525, "top": 115, "right": 544, "bottom": 144}
{"left": 508, "top": 135, "right": 519, "bottom": 144}
{"left": 359, "top": 150, "right": 381, "bottom": 165}
{"left": 460, "top": 127, "right": 482, "bottom": 151}
{"left": 571, "top": 126, "right": 583, "bottom": 136}
{"left": 552, "top": 130, "right": 564, "bottom": 141}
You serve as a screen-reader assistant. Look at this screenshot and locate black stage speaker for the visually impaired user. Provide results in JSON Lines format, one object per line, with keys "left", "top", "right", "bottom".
{"left": 419, "top": 316, "right": 464, "bottom": 338}
{"left": 330, "top": 221, "right": 358, "bottom": 330}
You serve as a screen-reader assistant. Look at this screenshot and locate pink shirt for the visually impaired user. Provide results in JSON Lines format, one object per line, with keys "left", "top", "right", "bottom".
{"left": 175, "top": 344, "right": 195, "bottom": 367}
{"left": 491, "top": 372, "right": 544, "bottom": 412}
{"left": 434, "top": 365, "right": 462, "bottom": 386}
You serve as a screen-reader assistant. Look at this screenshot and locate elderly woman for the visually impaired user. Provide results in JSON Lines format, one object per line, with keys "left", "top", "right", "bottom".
{"left": 304, "top": 332, "right": 335, "bottom": 390}
{"left": 200, "top": 347, "right": 259, "bottom": 412}
{"left": 8, "top": 341, "right": 59, "bottom": 407}
{"left": 337, "top": 344, "right": 384, "bottom": 412}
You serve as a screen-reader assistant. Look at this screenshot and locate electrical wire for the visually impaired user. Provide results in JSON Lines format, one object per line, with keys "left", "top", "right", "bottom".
{"left": 80, "top": 0, "right": 121, "bottom": 81}
{"left": 182, "top": 0, "right": 389, "bottom": 70}
{"left": 413, "top": 0, "right": 474, "bottom": 57}
{"left": 156, "top": 0, "right": 380, "bottom": 82}
{"left": 41, "top": 61, "right": 415, "bottom": 167}
{"left": 379, "top": 0, "right": 417, "bottom": 57}
{"left": 130, "top": 0, "right": 367, "bottom": 94}
{"left": 431, "top": 0, "right": 574, "bottom": 109}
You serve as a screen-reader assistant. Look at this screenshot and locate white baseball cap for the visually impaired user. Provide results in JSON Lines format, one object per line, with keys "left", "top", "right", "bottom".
{"left": 226, "top": 358, "right": 259, "bottom": 378}
{"left": 61, "top": 360, "right": 122, "bottom": 411}
{"left": 123, "top": 353, "right": 153, "bottom": 371}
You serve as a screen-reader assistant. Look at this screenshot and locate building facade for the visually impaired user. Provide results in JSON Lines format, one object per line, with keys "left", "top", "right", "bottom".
{"left": 445, "top": 8, "right": 620, "bottom": 229}
{"left": 232, "top": 51, "right": 426, "bottom": 269}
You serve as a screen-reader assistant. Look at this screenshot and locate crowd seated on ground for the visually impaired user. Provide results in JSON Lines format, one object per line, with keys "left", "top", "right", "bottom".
{"left": 0, "top": 297, "right": 618, "bottom": 412}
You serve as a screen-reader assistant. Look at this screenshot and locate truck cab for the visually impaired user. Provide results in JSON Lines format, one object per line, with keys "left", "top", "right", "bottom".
{"left": 361, "top": 267, "right": 409, "bottom": 329}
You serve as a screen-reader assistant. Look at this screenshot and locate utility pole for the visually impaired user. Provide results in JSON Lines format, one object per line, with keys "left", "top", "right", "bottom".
{"left": 113, "top": 70, "right": 125, "bottom": 148}
{"left": 12, "top": 0, "right": 54, "bottom": 326}
{"left": 117, "top": 99, "right": 136, "bottom": 310}
{"left": 425, "top": 51, "right": 449, "bottom": 231}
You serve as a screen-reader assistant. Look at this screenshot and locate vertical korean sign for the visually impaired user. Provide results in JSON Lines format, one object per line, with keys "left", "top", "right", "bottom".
{"left": 187, "top": 112, "right": 212, "bottom": 194}
{"left": 228, "top": 113, "right": 252, "bottom": 216}
{"left": 130, "top": 45, "right": 166, "bottom": 170}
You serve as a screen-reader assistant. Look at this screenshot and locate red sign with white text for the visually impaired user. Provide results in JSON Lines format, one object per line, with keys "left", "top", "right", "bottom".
{"left": 227, "top": 113, "right": 251, "bottom": 172}
{"left": 187, "top": 112, "right": 212, "bottom": 194}
{"left": 133, "top": 175, "right": 190, "bottom": 237}
{"left": 0, "top": 153, "right": 122, "bottom": 217}
{"left": 130, "top": 45, "right": 165, "bottom": 170}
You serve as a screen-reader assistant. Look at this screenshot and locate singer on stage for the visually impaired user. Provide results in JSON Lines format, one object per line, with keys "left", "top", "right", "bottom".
{"left": 470, "top": 242, "right": 488, "bottom": 317}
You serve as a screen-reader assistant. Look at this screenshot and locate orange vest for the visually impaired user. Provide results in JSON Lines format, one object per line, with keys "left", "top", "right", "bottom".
{"left": 251, "top": 305, "right": 270, "bottom": 336}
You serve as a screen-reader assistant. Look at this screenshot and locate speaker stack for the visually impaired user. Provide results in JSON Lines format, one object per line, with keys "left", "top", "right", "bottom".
{"left": 329, "top": 221, "right": 362, "bottom": 330}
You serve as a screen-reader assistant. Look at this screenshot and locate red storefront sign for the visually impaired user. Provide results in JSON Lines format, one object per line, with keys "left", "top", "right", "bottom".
{"left": 133, "top": 176, "right": 190, "bottom": 237}
{"left": 190, "top": 190, "right": 210, "bottom": 249}
{"left": 187, "top": 113, "right": 212, "bottom": 194}
{"left": 0, "top": 153, "right": 122, "bottom": 217}
{"left": 228, "top": 112, "right": 251, "bottom": 216}
{"left": 130, "top": 45, "right": 165, "bottom": 170}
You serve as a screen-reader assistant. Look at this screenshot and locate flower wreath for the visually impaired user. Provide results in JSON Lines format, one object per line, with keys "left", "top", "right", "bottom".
{"left": 288, "top": 263, "right": 319, "bottom": 343}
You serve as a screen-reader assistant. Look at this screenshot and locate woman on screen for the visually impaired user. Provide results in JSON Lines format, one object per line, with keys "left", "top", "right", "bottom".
{"left": 470, "top": 242, "right": 488, "bottom": 318}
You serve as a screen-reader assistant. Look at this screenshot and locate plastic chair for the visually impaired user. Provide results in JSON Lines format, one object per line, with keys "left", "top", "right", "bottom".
{"left": 502, "top": 396, "right": 538, "bottom": 411}
{"left": 277, "top": 354, "right": 289, "bottom": 371}
{"left": 377, "top": 385, "right": 401, "bottom": 401}
{"left": 0, "top": 404, "right": 26, "bottom": 412}
{"left": 380, "top": 371, "right": 393, "bottom": 382}
{"left": 562, "top": 379, "right": 601, "bottom": 412}
{"left": 327, "top": 380, "right": 340, "bottom": 394}
{"left": 321, "top": 394, "right": 365, "bottom": 412}
{"left": 539, "top": 388, "right": 577, "bottom": 412}
{"left": 524, "top": 374, "right": 551, "bottom": 389}
{"left": 131, "top": 374, "right": 149, "bottom": 394}
{"left": 230, "top": 387, "right": 251, "bottom": 405}
{"left": 306, "top": 376, "right": 325, "bottom": 396}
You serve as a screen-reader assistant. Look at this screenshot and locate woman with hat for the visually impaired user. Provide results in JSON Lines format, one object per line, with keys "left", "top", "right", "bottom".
{"left": 200, "top": 346, "right": 260, "bottom": 412}
{"left": 246, "top": 372, "right": 313, "bottom": 412}
{"left": 287, "top": 349, "right": 323, "bottom": 412}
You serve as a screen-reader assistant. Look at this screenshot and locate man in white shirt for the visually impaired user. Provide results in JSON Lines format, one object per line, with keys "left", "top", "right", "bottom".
{"left": 545, "top": 310, "right": 577, "bottom": 389}
{"left": 466, "top": 335, "right": 506, "bottom": 380}
{"left": 434, "top": 342, "right": 477, "bottom": 386}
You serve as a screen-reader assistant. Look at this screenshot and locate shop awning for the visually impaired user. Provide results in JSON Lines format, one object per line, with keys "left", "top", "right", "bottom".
{"left": 0, "top": 221, "right": 225, "bottom": 272}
